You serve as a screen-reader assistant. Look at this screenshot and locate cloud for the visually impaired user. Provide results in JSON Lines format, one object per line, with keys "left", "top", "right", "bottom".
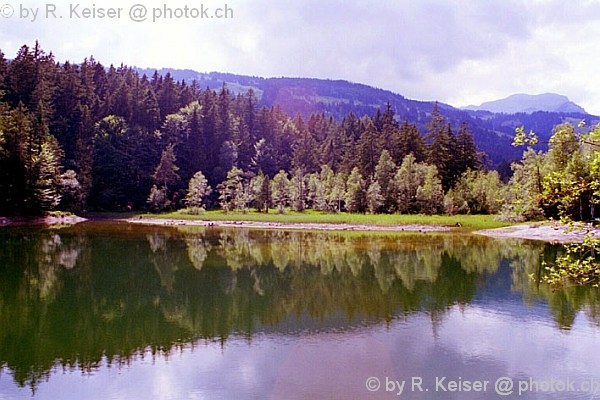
{"left": 1, "top": 0, "right": 600, "bottom": 113}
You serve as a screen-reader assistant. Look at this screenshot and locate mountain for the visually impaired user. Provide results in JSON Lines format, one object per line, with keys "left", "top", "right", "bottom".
{"left": 135, "top": 68, "right": 598, "bottom": 166}
{"left": 462, "top": 93, "right": 586, "bottom": 114}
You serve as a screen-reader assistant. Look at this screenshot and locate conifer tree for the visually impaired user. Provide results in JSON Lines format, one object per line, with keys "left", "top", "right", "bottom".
{"left": 357, "top": 119, "right": 382, "bottom": 180}
{"left": 392, "top": 120, "right": 427, "bottom": 164}
{"left": 428, "top": 123, "right": 457, "bottom": 191}
{"left": 455, "top": 122, "right": 481, "bottom": 174}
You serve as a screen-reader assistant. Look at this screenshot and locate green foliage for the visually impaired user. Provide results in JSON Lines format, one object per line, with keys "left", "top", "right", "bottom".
{"left": 184, "top": 170, "right": 211, "bottom": 209}
{"left": 249, "top": 171, "right": 270, "bottom": 212}
{"left": 356, "top": 119, "right": 382, "bottom": 180}
{"left": 444, "top": 170, "right": 504, "bottom": 215}
{"left": 374, "top": 150, "right": 397, "bottom": 212}
{"left": 512, "top": 125, "right": 538, "bottom": 147}
{"left": 161, "top": 209, "right": 510, "bottom": 229}
{"left": 392, "top": 120, "right": 427, "bottom": 164}
{"left": 416, "top": 166, "right": 444, "bottom": 215}
{"left": 0, "top": 101, "right": 63, "bottom": 215}
{"left": 537, "top": 224, "right": 600, "bottom": 289}
{"left": 0, "top": 42, "right": 507, "bottom": 217}
{"left": 366, "top": 181, "right": 384, "bottom": 214}
{"left": 179, "top": 206, "right": 205, "bottom": 215}
{"left": 499, "top": 148, "right": 545, "bottom": 222}
{"left": 345, "top": 167, "right": 366, "bottom": 213}
{"left": 289, "top": 168, "right": 308, "bottom": 212}
{"left": 147, "top": 184, "right": 169, "bottom": 213}
{"left": 58, "top": 169, "right": 84, "bottom": 213}
{"left": 152, "top": 144, "right": 180, "bottom": 192}
{"left": 271, "top": 170, "right": 290, "bottom": 214}
{"left": 393, "top": 154, "right": 442, "bottom": 214}
{"left": 217, "top": 166, "right": 249, "bottom": 213}
{"left": 510, "top": 122, "right": 600, "bottom": 289}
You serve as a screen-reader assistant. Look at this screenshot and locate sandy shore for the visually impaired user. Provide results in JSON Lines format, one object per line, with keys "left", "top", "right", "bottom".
{"left": 5, "top": 214, "right": 597, "bottom": 243}
{"left": 126, "top": 217, "right": 452, "bottom": 233}
{"left": 474, "top": 223, "right": 600, "bottom": 243}
{"left": 128, "top": 218, "right": 600, "bottom": 243}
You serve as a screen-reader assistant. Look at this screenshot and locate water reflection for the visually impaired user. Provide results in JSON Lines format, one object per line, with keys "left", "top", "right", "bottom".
{"left": 0, "top": 222, "right": 597, "bottom": 391}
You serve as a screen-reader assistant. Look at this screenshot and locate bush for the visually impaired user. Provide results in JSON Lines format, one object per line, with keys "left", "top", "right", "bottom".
{"left": 180, "top": 207, "right": 206, "bottom": 216}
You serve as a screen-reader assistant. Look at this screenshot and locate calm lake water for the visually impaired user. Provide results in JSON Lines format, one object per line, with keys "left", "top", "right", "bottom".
{"left": 0, "top": 222, "right": 599, "bottom": 399}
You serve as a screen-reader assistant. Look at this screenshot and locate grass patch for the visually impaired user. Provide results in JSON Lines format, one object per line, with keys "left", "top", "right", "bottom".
{"left": 47, "top": 211, "right": 75, "bottom": 217}
{"left": 145, "top": 209, "right": 511, "bottom": 231}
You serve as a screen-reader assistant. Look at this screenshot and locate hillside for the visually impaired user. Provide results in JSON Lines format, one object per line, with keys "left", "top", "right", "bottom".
{"left": 135, "top": 68, "right": 599, "bottom": 166}
{"left": 462, "top": 93, "right": 587, "bottom": 114}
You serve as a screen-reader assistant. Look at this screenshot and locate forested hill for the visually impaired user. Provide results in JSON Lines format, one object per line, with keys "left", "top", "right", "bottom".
{"left": 136, "top": 68, "right": 599, "bottom": 165}
{"left": 0, "top": 42, "right": 597, "bottom": 216}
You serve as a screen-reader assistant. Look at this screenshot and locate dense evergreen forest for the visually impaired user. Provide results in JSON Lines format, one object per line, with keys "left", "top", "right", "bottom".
{"left": 0, "top": 43, "right": 484, "bottom": 216}
{"left": 0, "top": 43, "right": 597, "bottom": 222}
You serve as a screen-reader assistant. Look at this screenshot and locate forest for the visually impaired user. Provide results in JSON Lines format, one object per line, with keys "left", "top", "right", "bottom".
{"left": 0, "top": 42, "right": 598, "bottom": 222}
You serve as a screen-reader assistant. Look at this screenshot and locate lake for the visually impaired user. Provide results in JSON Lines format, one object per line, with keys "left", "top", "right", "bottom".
{"left": 0, "top": 222, "right": 599, "bottom": 399}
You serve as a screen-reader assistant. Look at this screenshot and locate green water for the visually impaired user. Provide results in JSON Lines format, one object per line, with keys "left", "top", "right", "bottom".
{"left": 0, "top": 222, "right": 599, "bottom": 399}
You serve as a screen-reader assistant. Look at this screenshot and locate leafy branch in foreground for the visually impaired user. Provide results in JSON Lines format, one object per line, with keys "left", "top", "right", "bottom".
{"left": 539, "top": 224, "right": 600, "bottom": 290}
{"left": 513, "top": 122, "right": 600, "bottom": 289}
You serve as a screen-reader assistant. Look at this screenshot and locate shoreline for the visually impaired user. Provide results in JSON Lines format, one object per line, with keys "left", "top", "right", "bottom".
{"left": 125, "top": 217, "right": 452, "bottom": 233}
{"left": 0, "top": 215, "right": 87, "bottom": 226}
{"left": 127, "top": 218, "right": 600, "bottom": 243}
{"left": 474, "top": 222, "right": 600, "bottom": 243}
{"left": 4, "top": 214, "right": 599, "bottom": 243}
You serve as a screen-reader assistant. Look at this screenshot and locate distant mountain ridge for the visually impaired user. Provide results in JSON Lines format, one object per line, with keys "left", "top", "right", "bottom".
{"left": 134, "top": 67, "right": 598, "bottom": 166}
{"left": 462, "top": 93, "right": 586, "bottom": 114}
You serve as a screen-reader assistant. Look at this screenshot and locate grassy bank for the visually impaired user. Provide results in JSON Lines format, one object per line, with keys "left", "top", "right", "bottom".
{"left": 144, "top": 209, "right": 511, "bottom": 231}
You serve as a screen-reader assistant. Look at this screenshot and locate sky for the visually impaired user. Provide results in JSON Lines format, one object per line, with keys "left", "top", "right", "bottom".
{"left": 2, "top": 0, "right": 600, "bottom": 114}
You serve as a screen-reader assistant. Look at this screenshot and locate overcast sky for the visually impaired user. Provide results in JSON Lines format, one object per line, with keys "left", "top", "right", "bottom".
{"left": 2, "top": 0, "right": 600, "bottom": 114}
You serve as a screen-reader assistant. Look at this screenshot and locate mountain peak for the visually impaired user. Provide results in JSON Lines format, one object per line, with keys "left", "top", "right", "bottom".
{"left": 462, "top": 93, "right": 586, "bottom": 114}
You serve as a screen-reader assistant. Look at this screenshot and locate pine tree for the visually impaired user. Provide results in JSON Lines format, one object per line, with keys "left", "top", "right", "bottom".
{"left": 455, "top": 122, "right": 481, "bottom": 174}
{"left": 381, "top": 102, "right": 399, "bottom": 150}
{"left": 357, "top": 119, "right": 383, "bottom": 180}
{"left": 428, "top": 123, "right": 457, "bottom": 191}
{"left": 392, "top": 120, "right": 427, "bottom": 164}
{"left": 157, "top": 72, "right": 179, "bottom": 121}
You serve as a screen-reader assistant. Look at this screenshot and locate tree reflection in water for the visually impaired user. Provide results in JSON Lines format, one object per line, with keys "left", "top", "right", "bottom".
{"left": 0, "top": 222, "right": 596, "bottom": 390}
